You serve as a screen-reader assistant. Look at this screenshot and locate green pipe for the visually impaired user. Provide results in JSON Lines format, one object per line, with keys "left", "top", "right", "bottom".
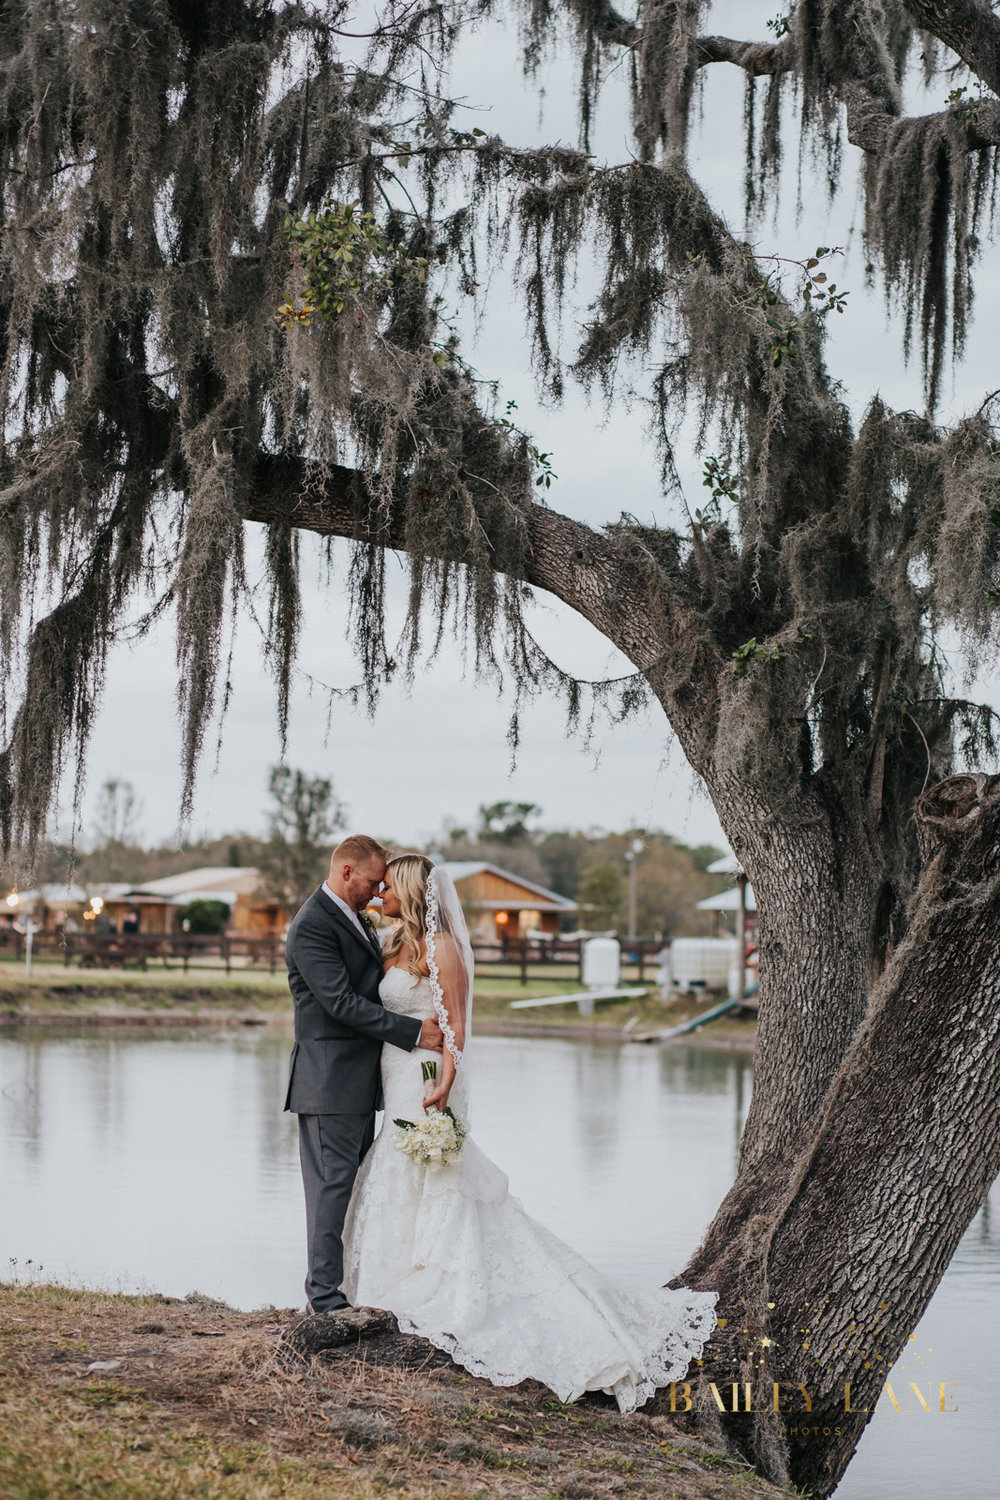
{"left": 659, "top": 997, "right": 741, "bottom": 1037}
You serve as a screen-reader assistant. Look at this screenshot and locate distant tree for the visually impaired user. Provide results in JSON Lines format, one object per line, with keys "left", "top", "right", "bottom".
{"left": 535, "top": 830, "right": 591, "bottom": 899}
{"left": 29, "top": 841, "right": 80, "bottom": 887}
{"left": 476, "top": 801, "right": 542, "bottom": 845}
{"left": 257, "top": 766, "right": 346, "bottom": 913}
{"left": 575, "top": 834, "right": 714, "bottom": 936}
{"left": 680, "top": 843, "right": 726, "bottom": 876}
{"left": 439, "top": 800, "right": 551, "bottom": 886}
{"left": 577, "top": 861, "right": 625, "bottom": 929}
{"left": 87, "top": 779, "right": 144, "bottom": 882}
{"left": 92, "top": 779, "right": 142, "bottom": 848}
{"left": 634, "top": 842, "right": 714, "bottom": 938}
{"left": 176, "top": 898, "right": 230, "bottom": 935}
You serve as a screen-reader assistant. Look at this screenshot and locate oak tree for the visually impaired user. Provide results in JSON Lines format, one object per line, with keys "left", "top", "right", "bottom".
{"left": 4, "top": 3, "right": 1000, "bottom": 1493}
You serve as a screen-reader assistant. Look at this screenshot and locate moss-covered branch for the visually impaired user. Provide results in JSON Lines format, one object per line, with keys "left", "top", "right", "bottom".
{"left": 902, "top": 0, "right": 1000, "bottom": 94}
{"left": 244, "top": 454, "right": 681, "bottom": 675}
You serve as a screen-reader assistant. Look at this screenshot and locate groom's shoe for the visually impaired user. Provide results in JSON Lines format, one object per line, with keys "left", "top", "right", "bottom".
{"left": 307, "top": 1296, "right": 350, "bottom": 1315}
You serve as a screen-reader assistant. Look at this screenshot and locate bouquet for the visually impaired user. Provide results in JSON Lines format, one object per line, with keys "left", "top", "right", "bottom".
{"left": 393, "top": 1060, "right": 467, "bottom": 1167}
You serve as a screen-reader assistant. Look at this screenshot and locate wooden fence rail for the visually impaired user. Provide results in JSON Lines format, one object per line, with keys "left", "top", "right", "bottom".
{"left": 0, "top": 928, "right": 666, "bottom": 984}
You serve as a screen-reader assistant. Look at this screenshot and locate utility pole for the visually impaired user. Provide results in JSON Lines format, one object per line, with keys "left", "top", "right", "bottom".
{"left": 625, "top": 835, "right": 644, "bottom": 943}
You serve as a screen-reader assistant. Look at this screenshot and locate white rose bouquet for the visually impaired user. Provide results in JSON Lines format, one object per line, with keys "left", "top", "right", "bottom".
{"left": 392, "top": 1107, "right": 467, "bottom": 1167}
{"left": 393, "top": 1060, "right": 467, "bottom": 1167}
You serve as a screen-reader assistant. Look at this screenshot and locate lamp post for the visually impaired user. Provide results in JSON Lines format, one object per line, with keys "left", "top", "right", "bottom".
{"left": 625, "top": 835, "right": 644, "bottom": 943}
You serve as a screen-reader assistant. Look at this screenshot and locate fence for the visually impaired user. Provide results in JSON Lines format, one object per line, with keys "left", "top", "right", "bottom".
{"left": 0, "top": 928, "right": 284, "bottom": 974}
{"left": 472, "top": 936, "right": 663, "bottom": 984}
{"left": 0, "top": 927, "right": 665, "bottom": 983}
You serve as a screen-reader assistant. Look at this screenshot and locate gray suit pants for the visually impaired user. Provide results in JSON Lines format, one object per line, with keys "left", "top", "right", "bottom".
{"left": 298, "top": 1111, "right": 375, "bottom": 1311}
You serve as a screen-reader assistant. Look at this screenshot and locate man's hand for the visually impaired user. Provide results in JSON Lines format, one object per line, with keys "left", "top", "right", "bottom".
{"left": 418, "top": 1018, "right": 444, "bottom": 1051}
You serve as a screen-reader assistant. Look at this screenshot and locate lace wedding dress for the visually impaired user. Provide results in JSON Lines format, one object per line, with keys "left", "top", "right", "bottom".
{"left": 341, "top": 967, "right": 717, "bottom": 1412}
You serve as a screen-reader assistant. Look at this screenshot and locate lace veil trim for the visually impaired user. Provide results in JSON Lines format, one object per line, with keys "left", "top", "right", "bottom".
{"left": 425, "top": 866, "right": 471, "bottom": 1067}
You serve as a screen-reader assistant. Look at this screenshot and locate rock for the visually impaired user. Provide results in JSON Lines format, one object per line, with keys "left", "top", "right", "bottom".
{"left": 281, "top": 1305, "right": 398, "bottom": 1363}
{"left": 182, "top": 1292, "right": 232, "bottom": 1312}
{"left": 444, "top": 1439, "right": 492, "bottom": 1462}
{"left": 85, "top": 1359, "right": 122, "bottom": 1372}
{"left": 516, "top": 1446, "right": 554, "bottom": 1469}
{"left": 555, "top": 1479, "right": 599, "bottom": 1500}
{"left": 327, "top": 1409, "right": 397, "bottom": 1448}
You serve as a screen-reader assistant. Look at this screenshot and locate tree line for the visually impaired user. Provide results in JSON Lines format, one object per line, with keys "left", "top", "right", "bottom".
{"left": 27, "top": 779, "right": 724, "bottom": 937}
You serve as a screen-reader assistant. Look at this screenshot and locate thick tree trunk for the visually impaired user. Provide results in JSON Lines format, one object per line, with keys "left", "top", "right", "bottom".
{"left": 677, "top": 775, "right": 1000, "bottom": 1497}
{"left": 244, "top": 478, "right": 1000, "bottom": 1499}
{"left": 712, "top": 781, "right": 877, "bottom": 1175}
{"left": 647, "top": 664, "right": 881, "bottom": 1195}
{"left": 676, "top": 781, "right": 878, "bottom": 1308}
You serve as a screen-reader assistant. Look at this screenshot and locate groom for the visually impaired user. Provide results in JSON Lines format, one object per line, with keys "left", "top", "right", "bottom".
{"left": 284, "top": 833, "right": 443, "bottom": 1312}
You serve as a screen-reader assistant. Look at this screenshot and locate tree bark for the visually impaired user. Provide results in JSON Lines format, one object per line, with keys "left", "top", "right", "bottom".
{"left": 246, "top": 455, "right": 677, "bottom": 676}
{"left": 245, "top": 469, "right": 1000, "bottom": 1498}
{"left": 902, "top": 0, "right": 1000, "bottom": 96}
{"left": 677, "top": 774, "right": 1000, "bottom": 1497}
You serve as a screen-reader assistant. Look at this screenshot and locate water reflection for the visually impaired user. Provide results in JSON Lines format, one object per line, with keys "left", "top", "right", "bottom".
{"left": 0, "top": 1027, "right": 748, "bottom": 1302}
{"left": 1, "top": 1027, "right": 995, "bottom": 1498}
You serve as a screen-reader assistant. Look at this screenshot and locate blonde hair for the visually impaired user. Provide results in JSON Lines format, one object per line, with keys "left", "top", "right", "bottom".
{"left": 382, "top": 853, "right": 434, "bottom": 977}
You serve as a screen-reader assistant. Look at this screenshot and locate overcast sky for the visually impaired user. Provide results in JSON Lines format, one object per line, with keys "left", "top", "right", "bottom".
{"left": 54, "top": 3, "right": 1000, "bottom": 852}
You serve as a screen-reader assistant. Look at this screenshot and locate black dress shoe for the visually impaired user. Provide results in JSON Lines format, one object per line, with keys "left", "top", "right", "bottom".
{"left": 307, "top": 1297, "right": 350, "bottom": 1315}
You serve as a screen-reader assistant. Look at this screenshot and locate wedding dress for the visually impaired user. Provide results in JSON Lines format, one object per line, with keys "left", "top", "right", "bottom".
{"left": 341, "top": 963, "right": 718, "bottom": 1412}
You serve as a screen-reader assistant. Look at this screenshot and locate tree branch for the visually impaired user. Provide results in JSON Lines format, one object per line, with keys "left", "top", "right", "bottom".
{"left": 689, "top": 26, "right": 1000, "bottom": 153}
{"left": 841, "top": 80, "right": 1000, "bottom": 150}
{"left": 245, "top": 454, "right": 675, "bottom": 673}
{"left": 584, "top": 0, "right": 641, "bottom": 50}
{"left": 902, "top": 0, "right": 1000, "bottom": 96}
{"left": 693, "top": 34, "right": 793, "bottom": 76}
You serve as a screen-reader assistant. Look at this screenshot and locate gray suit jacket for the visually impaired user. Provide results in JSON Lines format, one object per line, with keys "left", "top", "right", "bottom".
{"left": 283, "top": 886, "right": 422, "bottom": 1115}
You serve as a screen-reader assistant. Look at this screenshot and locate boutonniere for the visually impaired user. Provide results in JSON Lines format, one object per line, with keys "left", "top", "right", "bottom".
{"left": 360, "top": 909, "right": 380, "bottom": 942}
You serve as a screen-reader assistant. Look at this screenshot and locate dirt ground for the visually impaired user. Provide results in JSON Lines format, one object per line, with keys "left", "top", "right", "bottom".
{"left": 0, "top": 1283, "right": 793, "bottom": 1500}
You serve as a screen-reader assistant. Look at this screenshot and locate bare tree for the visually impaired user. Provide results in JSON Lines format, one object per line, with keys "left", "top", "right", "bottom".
{"left": 87, "top": 778, "right": 144, "bottom": 881}
{"left": 4, "top": 4, "right": 1000, "bottom": 1492}
{"left": 257, "top": 765, "right": 346, "bottom": 913}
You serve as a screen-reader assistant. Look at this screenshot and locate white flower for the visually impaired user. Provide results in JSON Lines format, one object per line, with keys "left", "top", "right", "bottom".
{"left": 392, "top": 1106, "right": 467, "bottom": 1167}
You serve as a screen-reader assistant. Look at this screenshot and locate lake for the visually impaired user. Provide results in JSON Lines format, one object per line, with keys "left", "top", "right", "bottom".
{"left": 1, "top": 1025, "right": 995, "bottom": 1497}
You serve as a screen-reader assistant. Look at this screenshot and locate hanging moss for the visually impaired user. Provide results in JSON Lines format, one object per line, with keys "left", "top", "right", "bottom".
{"left": 2, "top": 0, "right": 1000, "bottom": 935}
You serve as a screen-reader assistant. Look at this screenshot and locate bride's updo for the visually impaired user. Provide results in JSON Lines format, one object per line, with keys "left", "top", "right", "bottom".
{"left": 383, "top": 853, "right": 434, "bottom": 977}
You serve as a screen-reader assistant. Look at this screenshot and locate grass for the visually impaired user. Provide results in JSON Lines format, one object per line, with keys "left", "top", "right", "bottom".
{"left": 0, "top": 1282, "right": 795, "bottom": 1500}
{"left": 0, "top": 1375, "right": 403, "bottom": 1500}
{"left": 0, "top": 957, "right": 756, "bottom": 1045}
{"left": 0, "top": 961, "right": 290, "bottom": 990}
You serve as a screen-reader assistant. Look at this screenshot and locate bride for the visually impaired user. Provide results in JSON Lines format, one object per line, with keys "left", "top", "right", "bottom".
{"left": 341, "top": 853, "right": 717, "bottom": 1412}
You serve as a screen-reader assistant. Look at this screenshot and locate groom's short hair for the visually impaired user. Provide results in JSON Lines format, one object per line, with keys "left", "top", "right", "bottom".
{"left": 331, "top": 834, "right": 389, "bottom": 869}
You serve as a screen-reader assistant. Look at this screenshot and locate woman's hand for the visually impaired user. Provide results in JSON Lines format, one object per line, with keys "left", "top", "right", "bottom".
{"left": 423, "top": 1078, "right": 452, "bottom": 1112}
